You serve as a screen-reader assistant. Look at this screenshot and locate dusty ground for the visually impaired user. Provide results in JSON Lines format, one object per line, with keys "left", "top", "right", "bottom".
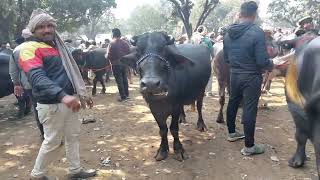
{"left": 0, "top": 76, "right": 318, "bottom": 180}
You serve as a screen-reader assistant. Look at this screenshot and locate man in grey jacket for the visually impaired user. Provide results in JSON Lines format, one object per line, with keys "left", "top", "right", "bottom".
{"left": 9, "top": 36, "right": 44, "bottom": 139}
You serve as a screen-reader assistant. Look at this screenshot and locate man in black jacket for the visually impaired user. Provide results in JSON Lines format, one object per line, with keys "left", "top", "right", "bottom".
{"left": 223, "top": 1, "right": 273, "bottom": 155}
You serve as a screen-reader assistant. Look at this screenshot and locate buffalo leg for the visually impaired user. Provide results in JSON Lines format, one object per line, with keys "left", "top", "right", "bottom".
{"left": 154, "top": 115, "right": 169, "bottom": 161}
{"left": 216, "top": 83, "right": 225, "bottom": 123}
{"left": 179, "top": 106, "right": 186, "bottom": 124}
{"left": 196, "top": 92, "right": 207, "bottom": 132}
{"left": 289, "top": 127, "right": 308, "bottom": 168}
{"left": 92, "top": 77, "right": 98, "bottom": 96}
{"left": 83, "top": 69, "right": 91, "bottom": 85}
{"left": 97, "top": 71, "right": 106, "bottom": 94}
{"left": 288, "top": 103, "right": 308, "bottom": 168}
{"left": 312, "top": 119, "right": 320, "bottom": 177}
{"left": 214, "top": 60, "right": 227, "bottom": 124}
{"left": 171, "top": 107, "right": 187, "bottom": 161}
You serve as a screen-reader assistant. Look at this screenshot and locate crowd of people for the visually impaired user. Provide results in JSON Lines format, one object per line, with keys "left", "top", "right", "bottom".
{"left": 0, "top": 0, "right": 319, "bottom": 179}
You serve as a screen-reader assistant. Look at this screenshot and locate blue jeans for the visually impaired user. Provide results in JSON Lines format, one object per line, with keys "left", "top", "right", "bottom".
{"left": 226, "top": 73, "right": 262, "bottom": 147}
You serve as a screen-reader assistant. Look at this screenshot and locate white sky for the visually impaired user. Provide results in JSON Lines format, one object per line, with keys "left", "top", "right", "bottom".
{"left": 112, "top": 0, "right": 157, "bottom": 19}
{"left": 112, "top": 0, "right": 272, "bottom": 20}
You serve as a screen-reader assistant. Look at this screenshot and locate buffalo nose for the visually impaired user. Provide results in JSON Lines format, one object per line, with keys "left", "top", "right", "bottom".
{"left": 140, "top": 78, "right": 161, "bottom": 91}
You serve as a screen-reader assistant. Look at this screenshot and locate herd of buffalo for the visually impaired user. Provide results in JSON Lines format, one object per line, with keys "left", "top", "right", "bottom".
{"left": 0, "top": 31, "right": 320, "bottom": 177}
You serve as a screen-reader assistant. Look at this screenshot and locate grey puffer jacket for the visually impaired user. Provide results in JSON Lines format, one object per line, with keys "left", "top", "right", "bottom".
{"left": 9, "top": 44, "right": 31, "bottom": 90}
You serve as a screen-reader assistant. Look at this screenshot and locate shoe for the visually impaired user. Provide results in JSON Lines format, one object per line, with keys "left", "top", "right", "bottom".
{"left": 241, "top": 144, "right": 265, "bottom": 156}
{"left": 227, "top": 131, "right": 245, "bottom": 142}
{"left": 117, "top": 96, "right": 129, "bottom": 102}
{"left": 117, "top": 97, "right": 126, "bottom": 102}
{"left": 68, "top": 169, "right": 97, "bottom": 179}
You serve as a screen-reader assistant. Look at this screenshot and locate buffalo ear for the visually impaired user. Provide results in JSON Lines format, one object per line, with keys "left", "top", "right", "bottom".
{"left": 165, "top": 45, "right": 194, "bottom": 66}
{"left": 130, "top": 36, "right": 139, "bottom": 46}
{"left": 120, "top": 47, "right": 139, "bottom": 68}
{"left": 166, "top": 35, "right": 175, "bottom": 45}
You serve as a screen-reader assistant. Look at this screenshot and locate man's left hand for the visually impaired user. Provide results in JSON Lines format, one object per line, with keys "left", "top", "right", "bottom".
{"left": 14, "top": 85, "right": 24, "bottom": 97}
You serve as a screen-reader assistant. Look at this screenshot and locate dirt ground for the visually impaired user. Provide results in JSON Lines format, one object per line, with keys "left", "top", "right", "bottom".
{"left": 0, "top": 76, "right": 318, "bottom": 180}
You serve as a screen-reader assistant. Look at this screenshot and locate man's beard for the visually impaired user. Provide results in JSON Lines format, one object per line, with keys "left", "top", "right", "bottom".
{"left": 40, "top": 33, "right": 55, "bottom": 42}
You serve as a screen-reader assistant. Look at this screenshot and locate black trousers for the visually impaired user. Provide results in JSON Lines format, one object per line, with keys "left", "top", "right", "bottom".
{"left": 25, "top": 89, "right": 44, "bottom": 137}
{"left": 16, "top": 90, "right": 31, "bottom": 116}
{"left": 112, "top": 65, "right": 129, "bottom": 99}
{"left": 226, "top": 73, "right": 262, "bottom": 147}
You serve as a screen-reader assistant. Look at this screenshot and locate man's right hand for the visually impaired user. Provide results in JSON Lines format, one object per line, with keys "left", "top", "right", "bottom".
{"left": 61, "top": 95, "right": 81, "bottom": 112}
{"left": 14, "top": 85, "right": 24, "bottom": 97}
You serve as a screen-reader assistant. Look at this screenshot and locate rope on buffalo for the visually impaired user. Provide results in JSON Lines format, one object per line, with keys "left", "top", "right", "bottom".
{"left": 83, "top": 65, "right": 112, "bottom": 73}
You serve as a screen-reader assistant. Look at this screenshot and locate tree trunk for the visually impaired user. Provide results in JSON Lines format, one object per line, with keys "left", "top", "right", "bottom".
{"left": 184, "top": 21, "right": 193, "bottom": 40}
{"left": 15, "top": 0, "right": 24, "bottom": 38}
{"left": 0, "top": 15, "right": 11, "bottom": 43}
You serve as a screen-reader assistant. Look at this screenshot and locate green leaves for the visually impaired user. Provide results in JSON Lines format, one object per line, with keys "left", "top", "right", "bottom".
{"left": 267, "top": 0, "right": 320, "bottom": 27}
{"left": 0, "top": 0, "right": 116, "bottom": 43}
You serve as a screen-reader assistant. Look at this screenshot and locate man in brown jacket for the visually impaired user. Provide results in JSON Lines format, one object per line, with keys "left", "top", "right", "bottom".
{"left": 106, "top": 28, "right": 130, "bottom": 102}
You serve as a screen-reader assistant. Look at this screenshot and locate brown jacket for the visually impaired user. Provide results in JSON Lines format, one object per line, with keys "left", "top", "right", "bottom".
{"left": 106, "top": 38, "right": 130, "bottom": 66}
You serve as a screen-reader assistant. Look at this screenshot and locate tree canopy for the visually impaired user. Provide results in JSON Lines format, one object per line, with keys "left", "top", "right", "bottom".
{"left": 110, "top": 1, "right": 179, "bottom": 37}
{"left": 0, "top": 0, "right": 116, "bottom": 44}
{"left": 267, "top": 0, "right": 320, "bottom": 28}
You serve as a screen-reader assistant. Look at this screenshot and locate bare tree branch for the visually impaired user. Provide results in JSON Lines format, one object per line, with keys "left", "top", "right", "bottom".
{"left": 194, "top": 0, "right": 219, "bottom": 31}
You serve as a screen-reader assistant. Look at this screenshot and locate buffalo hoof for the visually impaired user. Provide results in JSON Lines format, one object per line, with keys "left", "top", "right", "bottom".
{"left": 154, "top": 149, "right": 168, "bottom": 161}
{"left": 173, "top": 149, "right": 188, "bottom": 162}
{"left": 288, "top": 153, "right": 306, "bottom": 168}
{"left": 99, "top": 91, "right": 106, "bottom": 94}
{"left": 216, "top": 115, "right": 224, "bottom": 124}
{"left": 197, "top": 121, "right": 207, "bottom": 132}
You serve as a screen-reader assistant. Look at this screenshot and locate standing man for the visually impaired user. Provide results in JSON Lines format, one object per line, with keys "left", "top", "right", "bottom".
{"left": 10, "top": 35, "right": 36, "bottom": 122}
{"left": 18, "top": 9, "right": 96, "bottom": 179}
{"left": 106, "top": 28, "right": 130, "bottom": 102}
{"left": 223, "top": 1, "right": 273, "bottom": 155}
{"left": 101, "top": 38, "right": 110, "bottom": 48}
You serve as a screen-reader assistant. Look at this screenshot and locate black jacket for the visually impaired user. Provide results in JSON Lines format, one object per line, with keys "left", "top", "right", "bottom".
{"left": 223, "top": 21, "right": 273, "bottom": 74}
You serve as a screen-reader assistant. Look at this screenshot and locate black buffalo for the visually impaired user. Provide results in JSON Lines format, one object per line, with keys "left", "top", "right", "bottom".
{"left": 122, "top": 32, "right": 211, "bottom": 161}
{"left": 72, "top": 48, "right": 110, "bottom": 95}
{"left": 0, "top": 51, "right": 14, "bottom": 98}
{"left": 285, "top": 35, "right": 320, "bottom": 177}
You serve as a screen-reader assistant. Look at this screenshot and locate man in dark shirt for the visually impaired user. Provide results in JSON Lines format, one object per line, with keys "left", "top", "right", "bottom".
{"left": 106, "top": 28, "right": 130, "bottom": 102}
{"left": 223, "top": 1, "right": 273, "bottom": 156}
